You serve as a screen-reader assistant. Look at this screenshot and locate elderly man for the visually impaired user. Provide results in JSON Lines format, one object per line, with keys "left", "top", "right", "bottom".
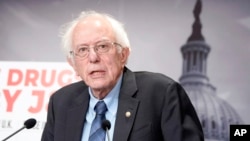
{"left": 41, "top": 11, "right": 204, "bottom": 141}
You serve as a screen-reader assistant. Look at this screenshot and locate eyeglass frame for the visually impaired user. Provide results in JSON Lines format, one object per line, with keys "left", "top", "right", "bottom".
{"left": 69, "top": 41, "right": 123, "bottom": 59}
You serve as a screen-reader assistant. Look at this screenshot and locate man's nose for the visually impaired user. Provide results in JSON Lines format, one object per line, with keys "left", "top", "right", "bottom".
{"left": 88, "top": 47, "right": 100, "bottom": 63}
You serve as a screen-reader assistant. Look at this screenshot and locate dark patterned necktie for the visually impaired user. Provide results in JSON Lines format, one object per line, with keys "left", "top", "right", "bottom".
{"left": 89, "top": 101, "right": 107, "bottom": 141}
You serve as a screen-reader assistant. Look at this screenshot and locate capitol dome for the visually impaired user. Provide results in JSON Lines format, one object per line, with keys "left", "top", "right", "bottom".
{"left": 179, "top": 1, "right": 243, "bottom": 141}
{"left": 180, "top": 64, "right": 243, "bottom": 141}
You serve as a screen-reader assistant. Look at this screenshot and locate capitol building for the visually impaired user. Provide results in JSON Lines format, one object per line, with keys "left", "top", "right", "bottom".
{"left": 179, "top": 0, "right": 243, "bottom": 141}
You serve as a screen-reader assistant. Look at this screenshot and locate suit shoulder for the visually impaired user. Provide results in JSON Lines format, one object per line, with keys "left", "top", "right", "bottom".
{"left": 52, "top": 80, "right": 87, "bottom": 98}
{"left": 134, "top": 71, "right": 176, "bottom": 85}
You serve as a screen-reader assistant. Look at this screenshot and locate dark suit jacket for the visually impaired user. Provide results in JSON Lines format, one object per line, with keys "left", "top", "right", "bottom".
{"left": 41, "top": 67, "right": 204, "bottom": 141}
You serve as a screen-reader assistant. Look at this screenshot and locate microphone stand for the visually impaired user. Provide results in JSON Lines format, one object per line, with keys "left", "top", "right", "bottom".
{"left": 2, "top": 118, "right": 36, "bottom": 141}
{"left": 105, "top": 127, "right": 111, "bottom": 141}
{"left": 2, "top": 126, "right": 25, "bottom": 141}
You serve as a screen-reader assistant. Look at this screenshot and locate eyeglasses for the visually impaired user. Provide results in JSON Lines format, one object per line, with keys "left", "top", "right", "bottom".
{"left": 69, "top": 41, "right": 122, "bottom": 59}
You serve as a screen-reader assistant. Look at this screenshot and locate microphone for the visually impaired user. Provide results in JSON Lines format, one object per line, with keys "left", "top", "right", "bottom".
{"left": 2, "top": 118, "right": 37, "bottom": 141}
{"left": 102, "top": 119, "right": 111, "bottom": 141}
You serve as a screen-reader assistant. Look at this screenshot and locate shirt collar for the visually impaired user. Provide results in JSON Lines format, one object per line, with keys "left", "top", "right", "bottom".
{"left": 88, "top": 73, "right": 123, "bottom": 116}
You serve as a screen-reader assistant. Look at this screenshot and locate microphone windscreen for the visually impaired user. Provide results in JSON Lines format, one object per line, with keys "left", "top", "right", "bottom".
{"left": 24, "top": 118, "right": 37, "bottom": 129}
{"left": 102, "top": 119, "right": 111, "bottom": 130}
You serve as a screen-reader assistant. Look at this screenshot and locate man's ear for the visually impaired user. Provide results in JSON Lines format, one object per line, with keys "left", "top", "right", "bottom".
{"left": 120, "top": 47, "right": 130, "bottom": 64}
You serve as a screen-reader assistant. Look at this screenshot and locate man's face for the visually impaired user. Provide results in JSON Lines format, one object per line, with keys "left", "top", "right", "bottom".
{"left": 69, "top": 16, "right": 129, "bottom": 95}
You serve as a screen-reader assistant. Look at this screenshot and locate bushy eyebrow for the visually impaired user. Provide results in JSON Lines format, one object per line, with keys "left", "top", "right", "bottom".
{"left": 76, "top": 40, "right": 112, "bottom": 48}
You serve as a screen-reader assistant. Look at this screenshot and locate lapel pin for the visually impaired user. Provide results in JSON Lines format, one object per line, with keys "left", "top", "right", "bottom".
{"left": 125, "top": 111, "right": 131, "bottom": 118}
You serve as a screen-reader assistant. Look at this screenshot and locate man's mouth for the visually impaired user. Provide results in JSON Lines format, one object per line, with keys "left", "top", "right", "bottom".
{"left": 90, "top": 70, "right": 105, "bottom": 77}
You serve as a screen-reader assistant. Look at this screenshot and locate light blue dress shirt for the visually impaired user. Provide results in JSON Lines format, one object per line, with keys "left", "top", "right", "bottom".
{"left": 81, "top": 74, "right": 123, "bottom": 141}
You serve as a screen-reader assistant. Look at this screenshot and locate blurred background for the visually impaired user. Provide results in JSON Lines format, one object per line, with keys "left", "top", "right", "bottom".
{"left": 0, "top": 0, "right": 249, "bottom": 141}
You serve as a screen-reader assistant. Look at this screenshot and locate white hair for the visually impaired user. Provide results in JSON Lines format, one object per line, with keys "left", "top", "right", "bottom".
{"left": 60, "top": 11, "right": 131, "bottom": 57}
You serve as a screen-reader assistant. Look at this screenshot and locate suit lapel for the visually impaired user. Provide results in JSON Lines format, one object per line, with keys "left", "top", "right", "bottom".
{"left": 63, "top": 68, "right": 138, "bottom": 141}
{"left": 65, "top": 87, "right": 90, "bottom": 141}
{"left": 113, "top": 68, "right": 140, "bottom": 141}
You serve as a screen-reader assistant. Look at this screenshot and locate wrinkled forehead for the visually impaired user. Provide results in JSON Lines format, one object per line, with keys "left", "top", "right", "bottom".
{"left": 73, "top": 15, "right": 115, "bottom": 42}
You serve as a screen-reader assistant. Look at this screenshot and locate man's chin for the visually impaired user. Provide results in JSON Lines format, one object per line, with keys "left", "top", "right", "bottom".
{"left": 88, "top": 82, "right": 109, "bottom": 90}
